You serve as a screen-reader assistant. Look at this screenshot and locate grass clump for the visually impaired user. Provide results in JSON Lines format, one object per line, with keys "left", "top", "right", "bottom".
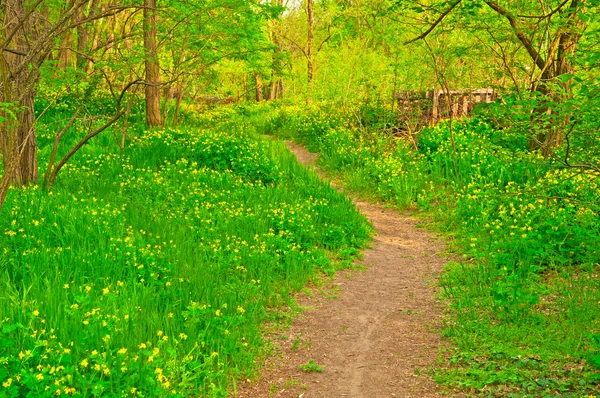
{"left": 299, "top": 360, "right": 324, "bottom": 373}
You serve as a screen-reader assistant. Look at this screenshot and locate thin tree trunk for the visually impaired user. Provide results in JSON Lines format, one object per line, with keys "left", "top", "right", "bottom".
{"left": 268, "top": 1, "right": 285, "bottom": 101}
{"left": 57, "top": 16, "right": 76, "bottom": 70}
{"left": 76, "top": 0, "right": 97, "bottom": 69}
{"left": 268, "top": 81, "right": 276, "bottom": 100}
{"left": 144, "top": 0, "right": 162, "bottom": 127}
{"left": 174, "top": 86, "right": 184, "bottom": 126}
{"left": 255, "top": 74, "right": 263, "bottom": 102}
{"left": 306, "top": 0, "right": 314, "bottom": 103}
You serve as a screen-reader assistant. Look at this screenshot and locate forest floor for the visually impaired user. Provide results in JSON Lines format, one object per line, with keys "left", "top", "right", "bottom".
{"left": 237, "top": 142, "right": 461, "bottom": 398}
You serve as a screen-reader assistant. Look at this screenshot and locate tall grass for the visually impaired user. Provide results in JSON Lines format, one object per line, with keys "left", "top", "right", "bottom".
{"left": 255, "top": 101, "right": 600, "bottom": 397}
{"left": 0, "top": 106, "right": 371, "bottom": 397}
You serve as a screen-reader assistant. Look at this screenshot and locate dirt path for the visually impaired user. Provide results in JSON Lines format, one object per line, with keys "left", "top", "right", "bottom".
{"left": 237, "top": 142, "right": 457, "bottom": 398}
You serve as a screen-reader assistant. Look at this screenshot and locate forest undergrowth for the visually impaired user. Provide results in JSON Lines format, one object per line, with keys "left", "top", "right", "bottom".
{"left": 0, "top": 104, "right": 371, "bottom": 397}
{"left": 250, "top": 101, "right": 600, "bottom": 397}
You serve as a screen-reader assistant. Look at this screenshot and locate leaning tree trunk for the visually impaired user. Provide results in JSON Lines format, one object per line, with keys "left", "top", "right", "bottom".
{"left": 144, "top": 0, "right": 162, "bottom": 127}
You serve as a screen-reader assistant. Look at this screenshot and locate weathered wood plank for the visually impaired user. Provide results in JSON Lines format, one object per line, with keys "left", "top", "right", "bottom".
{"left": 395, "top": 88, "right": 496, "bottom": 130}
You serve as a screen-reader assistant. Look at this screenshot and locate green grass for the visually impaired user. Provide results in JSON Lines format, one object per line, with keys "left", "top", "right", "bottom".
{"left": 255, "top": 101, "right": 600, "bottom": 397}
{"left": 0, "top": 106, "right": 371, "bottom": 397}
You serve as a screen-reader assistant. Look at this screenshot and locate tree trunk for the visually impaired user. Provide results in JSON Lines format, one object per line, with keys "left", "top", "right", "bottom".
{"left": 174, "top": 86, "right": 184, "bottom": 126}
{"left": 85, "top": 0, "right": 103, "bottom": 73}
{"left": 1, "top": 0, "right": 39, "bottom": 189}
{"left": 267, "top": 0, "right": 285, "bottom": 101}
{"left": 57, "top": 14, "right": 77, "bottom": 70}
{"left": 76, "top": 2, "right": 93, "bottom": 70}
{"left": 306, "top": 0, "right": 315, "bottom": 103}
{"left": 255, "top": 74, "right": 263, "bottom": 102}
{"left": 485, "top": 0, "right": 584, "bottom": 156}
{"left": 144, "top": 0, "right": 162, "bottom": 127}
{"left": 268, "top": 80, "right": 276, "bottom": 100}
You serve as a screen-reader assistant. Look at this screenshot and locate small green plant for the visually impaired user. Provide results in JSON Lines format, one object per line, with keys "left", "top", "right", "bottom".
{"left": 283, "top": 376, "right": 298, "bottom": 389}
{"left": 291, "top": 337, "right": 301, "bottom": 351}
{"left": 299, "top": 360, "right": 324, "bottom": 373}
{"left": 268, "top": 383, "right": 279, "bottom": 393}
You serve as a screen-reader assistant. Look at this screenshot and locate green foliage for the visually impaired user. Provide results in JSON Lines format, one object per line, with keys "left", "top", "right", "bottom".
{"left": 299, "top": 360, "right": 323, "bottom": 373}
{"left": 0, "top": 107, "right": 370, "bottom": 396}
{"left": 260, "top": 101, "right": 600, "bottom": 396}
{"left": 0, "top": 102, "right": 17, "bottom": 123}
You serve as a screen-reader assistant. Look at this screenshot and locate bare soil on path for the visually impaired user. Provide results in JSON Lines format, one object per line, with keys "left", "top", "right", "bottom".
{"left": 237, "top": 142, "right": 460, "bottom": 398}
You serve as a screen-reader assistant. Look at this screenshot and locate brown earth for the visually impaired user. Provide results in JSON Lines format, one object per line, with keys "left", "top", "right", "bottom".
{"left": 236, "top": 141, "right": 461, "bottom": 398}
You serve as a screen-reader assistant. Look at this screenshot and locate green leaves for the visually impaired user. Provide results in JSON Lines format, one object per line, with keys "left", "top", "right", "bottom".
{"left": 589, "top": 334, "right": 600, "bottom": 370}
{"left": 0, "top": 102, "right": 17, "bottom": 123}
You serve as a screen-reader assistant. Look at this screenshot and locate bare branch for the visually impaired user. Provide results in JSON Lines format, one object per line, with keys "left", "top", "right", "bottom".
{"left": 484, "top": 28, "right": 522, "bottom": 97}
{"left": 279, "top": 33, "right": 308, "bottom": 58}
{"left": 404, "top": 0, "right": 463, "bottom": 45}
{"left": 2, "top": 48, "right": 27, "bottom": 56}
{"left": 46, "top": 80, "right": 142, "bottom": 190}
{"left": 516, "top": 0, "right": 570, "bottom": 20}
{"left": 66, "top": 5, "right": 143, "bottom": 30}
{"left": 317, "top": 23, "right": 335, "bottom": 53}
{"left": 0, "top": 0, "right": 44, "bottom": 51}
{"left": 484, "top": 1, "right": 548, "bottom": 73}
{"left": 43, "top": 108, "right": 81, "bottom": 187}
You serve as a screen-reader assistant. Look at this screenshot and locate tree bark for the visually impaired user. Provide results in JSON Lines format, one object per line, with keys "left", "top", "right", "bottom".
{"left": 1, "top": 0, "right": 39, "bottom": 188}
{"left": 174, "top": 85, "right": 184, "bottom": 126}
{"left": 255, "top": 74, "right": 263, "bottom": 102}
{"left": 484, "top": 0, "right": 584, "bottom": 156}
{"left": 267, "top": 0, "right": 285, "bottom": 101}
{"left": 57, "top": 13, "right": 77, "bottom": 70}
{"left": 144, "top": 0, "right": 162, "bottom": 127}
{"left": 76, "top": 1, "right": 96, "bottom": 70}
{"left": 306, "top": 0, "right": 314, "bottom": 103}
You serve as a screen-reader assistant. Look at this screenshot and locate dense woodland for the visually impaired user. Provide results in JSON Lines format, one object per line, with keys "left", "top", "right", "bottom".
{"left": 0, "top": 0, "right": 599, "bottom": 396}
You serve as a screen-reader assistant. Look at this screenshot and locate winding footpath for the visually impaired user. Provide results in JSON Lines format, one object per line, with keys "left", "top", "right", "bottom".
{"left": 237, "top": 142, "right": 459, "bottom": 398}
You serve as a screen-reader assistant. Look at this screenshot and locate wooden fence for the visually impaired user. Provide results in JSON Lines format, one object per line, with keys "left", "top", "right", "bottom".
{"left": 394, "top": 88, "right": 497, "bottom": 130}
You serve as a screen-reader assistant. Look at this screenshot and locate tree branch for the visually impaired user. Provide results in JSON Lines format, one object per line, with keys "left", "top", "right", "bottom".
{"left": 43, "top": 108, "right": 81, "bottom": 187}
{"left": 516, "top": 0, "right": 570, "bottom": 20}
{"left": 484, "top": 0, "right": 548, "bottom": 73}
{"left": 46, "top": 80, "right": 142, "bottom": 190}
{"left": 2, "top": 48, "right": 27, "bottom": 56}
{"left": 279, "top": 32, "right": 308, "bottom": 58}
{"left": 404, "top": 0, "right": 463, "bottom": 45}
{"left": 0, "top": 0, "right": 44, "bottom": 51}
